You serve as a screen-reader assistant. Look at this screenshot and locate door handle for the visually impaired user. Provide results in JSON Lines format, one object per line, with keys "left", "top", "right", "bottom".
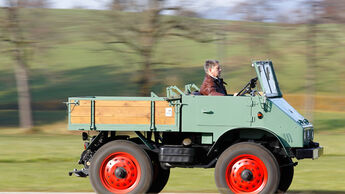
{"left": 202, "top": 110, "right": 214, "bottom": 114}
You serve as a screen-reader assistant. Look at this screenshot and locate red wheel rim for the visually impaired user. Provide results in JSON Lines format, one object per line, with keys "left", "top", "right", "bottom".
{"left": 225, "top": 154, "right": 268, "bottom": 193}
{"left": 99, "top": 152, "right": 141, "bottom": 193}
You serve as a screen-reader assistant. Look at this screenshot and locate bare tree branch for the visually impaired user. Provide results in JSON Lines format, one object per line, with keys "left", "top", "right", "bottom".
{"left": 95, "top": 0, "right": 216, "bottom": 95}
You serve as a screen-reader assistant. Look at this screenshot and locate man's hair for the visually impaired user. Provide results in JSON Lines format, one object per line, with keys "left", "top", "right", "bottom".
{"left": 204, "top": 60, "right": 219, "bottom": 73}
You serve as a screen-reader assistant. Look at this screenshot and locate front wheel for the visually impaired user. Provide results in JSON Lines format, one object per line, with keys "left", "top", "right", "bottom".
{"left": 277, "top": 157, "right": 294, "bottom": 192}
{"left": 215, "top": 142, "right": 280, "bottom": 193}
{"left": 89, "top": 140, "right": 153, "bottom": 194}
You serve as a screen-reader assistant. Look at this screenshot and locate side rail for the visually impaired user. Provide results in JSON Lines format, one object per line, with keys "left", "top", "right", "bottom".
{"left": 166, "top": 84, "right": 200, "bottom": 99}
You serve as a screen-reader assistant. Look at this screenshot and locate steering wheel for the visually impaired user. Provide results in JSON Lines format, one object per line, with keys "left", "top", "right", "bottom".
{"left": 237, "top": 77, "right": 258, "bottom": 96}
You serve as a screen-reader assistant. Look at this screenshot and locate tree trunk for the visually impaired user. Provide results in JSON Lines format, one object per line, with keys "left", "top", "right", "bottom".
{"left": 304, "top": 2, "right": 318, "bottom": 122}
{"left": 14, "top": 51, "right": 33, "bottom": 129}
{"left": 139, "top": 57, "right": 152, "bottom": 96}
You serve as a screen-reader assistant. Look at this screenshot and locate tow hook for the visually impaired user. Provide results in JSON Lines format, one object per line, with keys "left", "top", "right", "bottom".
{"left": 69, "top": 168, "right": 88, "bottom": 177}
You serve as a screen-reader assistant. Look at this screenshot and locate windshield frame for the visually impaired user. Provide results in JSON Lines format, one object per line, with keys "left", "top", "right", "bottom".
{"left": 253, "top": 61, "right": 282, "bottom": 98}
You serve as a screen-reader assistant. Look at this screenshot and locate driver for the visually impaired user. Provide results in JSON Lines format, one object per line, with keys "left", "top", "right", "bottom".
{"left": 200, "top": 60, "right": 228, "bottom": 96}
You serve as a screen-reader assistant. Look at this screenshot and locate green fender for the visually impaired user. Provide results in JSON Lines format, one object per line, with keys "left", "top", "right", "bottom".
{"left": 208, "top": 127, "right": 289, "bottom": 157}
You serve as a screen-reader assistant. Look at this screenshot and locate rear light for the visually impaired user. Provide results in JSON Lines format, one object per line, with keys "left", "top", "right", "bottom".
{"left": 84, "top": 142, "right": 89, "bottom": 150}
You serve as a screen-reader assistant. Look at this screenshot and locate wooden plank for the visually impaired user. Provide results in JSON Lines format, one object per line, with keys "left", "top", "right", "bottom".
{"left": 156, "top": 117, "right": 175, "bottom": 125}
{"left": 95, "top": 100, "right": 150, "bottom": 107}
{"left": 70, "top": 107, "right": 91, "bottom": 117}
{"left": 95, "top": 107, "right": 150, "bottom": 117}
{"left": 71, "top": 116, "right": 151, "bottom": 125}
{"left": 155, "top": 101, "right": 171, "bottom": 107}
{"left": 71, "top": 99, "right": 175, "bottom": 125}
{"left": 71, "top": 116, "right": 90, "bottom": 124}
{"left": 95, "top": 117, "right": 150, "bottom": 124}
{"left": 155, "top": 103, "right": 175, "bottom": 125}
{"left": 155, "top": 107, "right": 175, "bottom": 116}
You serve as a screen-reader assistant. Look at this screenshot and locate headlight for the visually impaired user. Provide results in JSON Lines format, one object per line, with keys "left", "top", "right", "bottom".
{"left": 304, "top": 128, "right": 314, "bottom": 142}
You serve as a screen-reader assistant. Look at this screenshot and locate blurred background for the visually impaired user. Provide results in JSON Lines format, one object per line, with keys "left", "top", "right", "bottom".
{"left": 0, "top": 0, "right": 344, "bottom": 193}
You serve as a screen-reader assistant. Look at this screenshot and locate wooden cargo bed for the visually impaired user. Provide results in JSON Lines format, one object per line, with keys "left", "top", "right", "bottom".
{"left": 68, "top": 97, "right": 178, "bottom": 131}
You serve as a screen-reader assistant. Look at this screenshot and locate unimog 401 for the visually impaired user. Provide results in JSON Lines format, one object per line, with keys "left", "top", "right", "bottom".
{"left": 67, "top": 61, "right": 323, "bottom": 193}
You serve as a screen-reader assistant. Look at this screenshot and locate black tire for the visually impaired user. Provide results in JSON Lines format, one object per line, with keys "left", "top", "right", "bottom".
{"left": 89, "top": 140, "right": 153, "bottom": 194}
{"left": 215, "top": 142, "right": 280, "bottom": 194}
{"left": 277, "top": 157, "right": 294, "bottom": 192}
{"left": 147, "top": 152, "right": 170, "bottom": 193}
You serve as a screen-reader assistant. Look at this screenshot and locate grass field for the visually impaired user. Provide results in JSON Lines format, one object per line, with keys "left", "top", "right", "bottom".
{"left": 0, "top": 111, "right": 344, "bottom": 192}
{"left": 0, "top": 108, "right": 344, "bottom": 192}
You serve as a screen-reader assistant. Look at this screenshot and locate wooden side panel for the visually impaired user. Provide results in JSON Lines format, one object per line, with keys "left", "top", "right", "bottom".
{"left": 94, "top": 100, "right": 151, "bottom": 125}
{"left": 70, "top": 100, "right": 176, "bottom": 126}
{"left": 155, "top": 101, "right": 175, "bottom": 125}
{"left": 70, "top": 100, "right": 91, "bottom": 124}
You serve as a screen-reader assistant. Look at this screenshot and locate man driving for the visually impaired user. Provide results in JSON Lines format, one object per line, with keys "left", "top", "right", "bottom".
{"left": 200, "top": 60, "right": 228, "bottom": 96}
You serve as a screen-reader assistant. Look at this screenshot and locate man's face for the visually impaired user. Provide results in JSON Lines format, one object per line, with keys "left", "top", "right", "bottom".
{"left": 208, "top": 64, "right": 222, "bottom": 78}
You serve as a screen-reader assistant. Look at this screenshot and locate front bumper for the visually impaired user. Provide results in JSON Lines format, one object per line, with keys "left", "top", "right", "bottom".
{"left": 295, "top": 146, "right": 324, "bottom": 160}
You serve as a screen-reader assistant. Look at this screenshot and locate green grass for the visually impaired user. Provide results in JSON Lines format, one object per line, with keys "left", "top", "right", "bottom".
{"left": 310, "top": 111, "right": 345, "bottom": 132}
{"left": 0, "top": 134, "right": 92, "bottom": 191}
{"left": 290, "top": 156, "right": 345, "bottom": 192}
{"left": 0, "top": 129, "right": 344, "bottom": 192}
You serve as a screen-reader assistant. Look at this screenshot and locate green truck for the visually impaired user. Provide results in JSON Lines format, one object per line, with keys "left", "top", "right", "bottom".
{"left": 67, "top": 61, "right": 323, "bottom": 193}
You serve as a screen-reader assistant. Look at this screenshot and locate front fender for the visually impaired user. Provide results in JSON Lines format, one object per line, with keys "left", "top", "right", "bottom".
{"left": 208, "top": 127, "right": 289, "bottom": 158}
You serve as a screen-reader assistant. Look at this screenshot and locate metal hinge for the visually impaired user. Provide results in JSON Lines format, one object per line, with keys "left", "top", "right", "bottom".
{"left": 63, "top": 100, "right": 79, "bottom": 106}
{"left": 247, "top": 101, "right": 254, "bottom": 107}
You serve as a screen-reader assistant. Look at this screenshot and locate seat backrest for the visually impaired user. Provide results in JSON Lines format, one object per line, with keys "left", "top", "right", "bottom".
{"left": 192, "top": 91, "right": 202, "bottom": 95}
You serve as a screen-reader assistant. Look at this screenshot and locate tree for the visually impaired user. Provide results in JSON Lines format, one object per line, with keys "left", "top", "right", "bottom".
{"left": 303, "top": 0, "right": 320, "bottom": 121}
{"left": 100, "top": 0, "right": 214, "bottom": 95}
{"left": 319, "top": 0, "right": 345, "bottom": 23}
{"left": 302, "top": 0, "right": 345, "bottom": 121}
{"left": 229, "top": 0, "right": 275, "bottom": 57}
{"left": 0, "top": 0, "right": 50, "bottom": 129}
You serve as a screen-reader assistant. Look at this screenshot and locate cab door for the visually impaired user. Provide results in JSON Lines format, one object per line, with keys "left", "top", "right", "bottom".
{"left": 181, "top": 95, "right": 253, "bottom": 132}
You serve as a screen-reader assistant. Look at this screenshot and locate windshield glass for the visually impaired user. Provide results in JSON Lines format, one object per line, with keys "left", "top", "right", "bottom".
{"left": 254, "top": 61, "right": 281, "bottom": 97}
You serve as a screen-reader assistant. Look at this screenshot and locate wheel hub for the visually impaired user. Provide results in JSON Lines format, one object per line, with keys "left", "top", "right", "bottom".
{"left": 225, "top": 154, "right": 268, "bottom": 193}
{"left": 241, "top": 169, "right": 253, "bottom": 181}
{"left": 115, "top": 167, "right": 128, "bottom": 179}
{"left": 100, "top": 152, "right": 140, "bottom": 193}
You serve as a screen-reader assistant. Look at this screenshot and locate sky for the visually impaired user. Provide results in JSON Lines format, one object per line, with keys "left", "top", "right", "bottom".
{"left": 0, "top": 0, "right": 246, "bottom": 12}
{"left": 52, "top": 0, "right": 109, "bottom": 9}
{"left": 0, "top": 0, "right": 304, "bottom": 22}
{"left": 51, "top": 0, "right": 244, "bottom": 10}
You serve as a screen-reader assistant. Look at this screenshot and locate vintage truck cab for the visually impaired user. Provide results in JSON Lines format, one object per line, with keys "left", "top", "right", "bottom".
{"left": 67, "top": 61, "right": 323, "bottom": 193}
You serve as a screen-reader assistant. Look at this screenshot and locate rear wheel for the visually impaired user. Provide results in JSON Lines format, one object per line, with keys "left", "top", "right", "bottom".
{"left": 89, "top": 140, "right": 153, "bottom": 194}
{"left": 215, "top": 142, "right": 280, "bottom": 193}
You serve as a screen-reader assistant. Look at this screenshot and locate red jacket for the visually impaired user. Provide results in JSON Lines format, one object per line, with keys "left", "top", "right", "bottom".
{"left": 200, "top": 74, "right": 228, "bottom": 96}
